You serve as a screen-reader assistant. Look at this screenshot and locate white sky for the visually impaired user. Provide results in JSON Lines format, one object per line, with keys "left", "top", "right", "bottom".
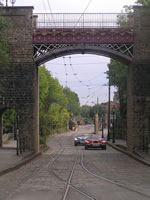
{"left": 7, "top": 0, "right": 136, "bottom": 106}
{"left": 12, "top": 0, "right": 136, "bottom": 13}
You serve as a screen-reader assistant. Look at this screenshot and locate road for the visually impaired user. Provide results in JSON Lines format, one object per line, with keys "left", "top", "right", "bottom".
{"left": 0, "top": 125, "right": 150, "bottom": 200}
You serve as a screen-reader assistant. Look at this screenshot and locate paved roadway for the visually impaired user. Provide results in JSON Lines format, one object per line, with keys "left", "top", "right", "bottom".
{"left": 0, "top": 125, "right": 150, "bottom": 200}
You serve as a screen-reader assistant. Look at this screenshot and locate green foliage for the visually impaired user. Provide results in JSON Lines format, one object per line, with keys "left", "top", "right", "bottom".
{"left": 107, "top": 60, "right": 128, "bottom": 93}
{"left": 106, "top": 60, "right": 128, "bottom": 115}
{"left": 39, "top": 66, "right": 68, "bottom": 108}
{"left": 3, "top": 109, "right": 15, "bottom": 128}
{"left": 117, "top": 5, "right": 133, "bottom": 27}
{"left": 89, "top": 104, "right": 105, "bottom": 120}
{"left": 106, "top": 60, "right": 128, "bottom": 137}
{"left": 80, "top": 105, "right": 91, "bottom": 118}
{"left": 63, "top": 87, "right": 80, "bottom": 116}
{"left": 136, "top": 0, "right": 150, "bottom": 6}
{"left": 39, "top": 65, "right": 72, "bottom": 143}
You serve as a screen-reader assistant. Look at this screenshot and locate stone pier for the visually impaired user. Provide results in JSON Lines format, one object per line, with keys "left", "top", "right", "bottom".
{"left": 0, "top": 7, "right": 39, "bottom": 152}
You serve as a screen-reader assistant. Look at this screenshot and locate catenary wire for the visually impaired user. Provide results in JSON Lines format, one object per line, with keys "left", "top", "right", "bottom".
{"left": 42, "top": 0, "right": 48, "bottom": 13}
{"left": 74, "top": 0, "right": 93, "bottom": 28}
{"left": 46, "top": 0, "right": 56, "bottom": 26}
{"left": 47, "top": 55, "right": 110, "bottom": 106}
{"left": 63, "top": 57, "right": 68, "bottom": 87}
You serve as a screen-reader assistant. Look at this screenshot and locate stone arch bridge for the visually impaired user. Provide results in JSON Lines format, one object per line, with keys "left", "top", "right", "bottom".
{"left": 0, "top": 6, "right": 150, "bottom": 153}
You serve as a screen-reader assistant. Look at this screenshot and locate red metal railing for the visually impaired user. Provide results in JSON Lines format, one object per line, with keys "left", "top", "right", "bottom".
{"left": 33, "top": 13, "right": 133, "bottom": 29}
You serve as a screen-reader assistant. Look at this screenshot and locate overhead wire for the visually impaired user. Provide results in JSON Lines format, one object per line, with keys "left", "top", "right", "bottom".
{"left": 74, "top": 0, "right": 93, "bottom": 28}
{"left": 42, "top": 0, "right": 48, "bottom": 13}
{"left": 48, "top": 62, "right": 108, "bottom": 65}
{"left": 63, "top": 57, "right": 68, "bottom": 87}
{"left": 69, "top": 56, "right": 89, "bottom": 87}
{"left": 41, "top": 0, "right": 54, "bottom": 26}
{"left": 42, "top": 0, "right": 109, "bottom": 106}
{"left": 46, "top": 0, "right": 56, "bottom": 27}
{"left": 69, "top": 56, "right": 91, "bottom": 104}
{"left": 48, "top": 54, "right": 109, "bottom": 106}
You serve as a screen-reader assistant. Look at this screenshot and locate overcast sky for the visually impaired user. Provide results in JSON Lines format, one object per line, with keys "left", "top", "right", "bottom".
{"left": 12, "top": 0, "right": 136, "bottom": 13}
{"left": 8, "top": 0, "right": 136, "bottom": 106}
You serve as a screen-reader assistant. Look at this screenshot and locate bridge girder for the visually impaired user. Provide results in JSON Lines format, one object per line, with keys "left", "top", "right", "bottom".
{"left": 33, "top": 28, "right": 134, "bottom": 65}
{"left": 33, "top": 43, "right": 133, "bottom": 65}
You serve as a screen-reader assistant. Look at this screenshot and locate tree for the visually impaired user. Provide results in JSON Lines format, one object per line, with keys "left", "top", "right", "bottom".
{"left": 107, "top": 60, "right": 127, "bottom": 117}
{"left": 63, "top": 87, "right": 80, "bottom": 116}
{"left": 80, "top": 105, "right": 91, "bottom": 119}
{"left": 39, "top": 65, "right": 68, "bottom": 110}
{"left": 136, "top": 0, "right": 150, "bottom": 6}
{"left": 89, "top": 104, "right": 104, "bottom": 120}
{"left": 106, "top": 60, "right": 128, "bottom": 138}
{"left": 117, "top": 5, "right": 134, "bottom": 27}
{"left": 39, "top": 65, "right": 70, "bottom": 143}
{"left": 3, "top": 109, "right": 15, "bottom": 129}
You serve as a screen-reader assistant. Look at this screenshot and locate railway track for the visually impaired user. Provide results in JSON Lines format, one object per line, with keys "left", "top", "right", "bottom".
{"left": 47, "top": 141, "right": 150, "bottom": 200}
{"left": 81, "top": 150, "right": 150, "bottom": 199}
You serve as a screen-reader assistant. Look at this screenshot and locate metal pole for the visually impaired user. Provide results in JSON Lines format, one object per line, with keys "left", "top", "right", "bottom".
{"left": 102, "top": 115, "right": 104, "bottom": 138}
{"left": 16, "top": 115, "right": 19, "bottom": 155}
{"left": 97, "top": 97, "right": 99, "bottom": 113}
{"left": 107, "top": 73, "right": 110, "bottom": 141}
{"left": 112, "top": 110, "right": 115, "bottom": 143}
{"left": 16, "top": 129, "right": 19, "bottom": 155}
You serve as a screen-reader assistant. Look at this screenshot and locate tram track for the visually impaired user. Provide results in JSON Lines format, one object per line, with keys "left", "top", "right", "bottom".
{"left": 81, "top": 150, "right": 150, "bottom": 199}
{"left": 2, "top": 127, "right": 149, "bottom": 200}
{"left": 48, "top": 143, "right": 150, "bottom": 200}
{"left": 48, "top": 145, "right": 96, "bottom": 200}
{"left": 46, "top": 128, "right": 150, "bottom": 200}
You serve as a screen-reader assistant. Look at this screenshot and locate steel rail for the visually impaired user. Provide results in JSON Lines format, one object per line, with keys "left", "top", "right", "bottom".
{"left": 48, "top": 145, "right": 96, "bottom": 200}
{"left": 62, "top": 149, "right": 79, "bottom": 200}
{"left": 62, "top": 149, "right": 96, "bottom": 200}
{"left": 81, "top": 150, "right": 150, "bottom": 199}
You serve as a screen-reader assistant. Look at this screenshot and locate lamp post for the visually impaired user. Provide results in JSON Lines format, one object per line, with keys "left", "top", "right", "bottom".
{"left": 102, "top": 114, "right": 104, "bottom": 138}
{"left": 112, "top": 106, "right": 116, "bottom": 143}
{"left": 107, "top": 71, "right": 111, "bottom": 141}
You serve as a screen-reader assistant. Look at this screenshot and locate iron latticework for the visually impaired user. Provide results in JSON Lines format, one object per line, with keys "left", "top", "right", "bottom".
{"left": 33, "top": 43, "right": 133, "bottom": 65}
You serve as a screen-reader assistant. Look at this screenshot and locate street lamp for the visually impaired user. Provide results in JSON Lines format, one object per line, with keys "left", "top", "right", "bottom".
{"left": 112, "top": 106, "right": 116, "bottom": 143}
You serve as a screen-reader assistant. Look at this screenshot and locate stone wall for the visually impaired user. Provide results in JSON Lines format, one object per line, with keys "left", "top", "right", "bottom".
{"left": 0, "top": 7, "right": 39, "bottom": 152}
{"left": 127, "top": 6, "right": 150, "bottom": 151}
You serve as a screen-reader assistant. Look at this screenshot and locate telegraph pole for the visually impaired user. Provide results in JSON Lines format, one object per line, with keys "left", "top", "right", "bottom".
{"left": 107, "top": 72, "right": 110, "bottom": 141}
{"left": 94, "top": 97, "right": 99, "bottom": 134}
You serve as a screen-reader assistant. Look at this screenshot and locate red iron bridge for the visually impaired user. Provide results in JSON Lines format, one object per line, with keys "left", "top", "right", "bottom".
{"left": 33, "top": 13, "right": 134, "bottom": 65}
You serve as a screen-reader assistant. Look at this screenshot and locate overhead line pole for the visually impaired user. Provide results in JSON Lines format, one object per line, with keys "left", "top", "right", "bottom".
{"left": 107, "top": 72, "right": 110, "bottom": 141}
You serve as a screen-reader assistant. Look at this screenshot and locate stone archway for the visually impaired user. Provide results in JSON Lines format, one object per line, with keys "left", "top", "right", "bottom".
{"left": 0, "top": 108, "right": 17, "bottom": 148}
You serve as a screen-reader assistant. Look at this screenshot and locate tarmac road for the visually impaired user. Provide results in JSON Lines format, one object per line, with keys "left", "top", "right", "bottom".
{"left": 0, "top": 125, "right": 150, "bottom": 200}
